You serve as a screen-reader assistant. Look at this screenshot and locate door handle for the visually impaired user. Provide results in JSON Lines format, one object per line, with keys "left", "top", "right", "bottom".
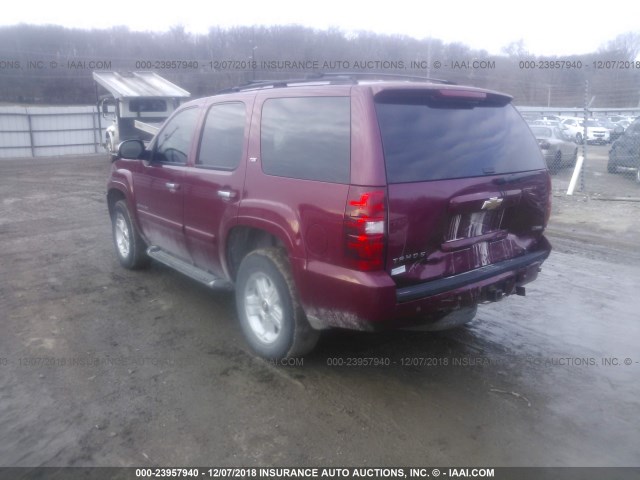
{"left": 217, "top": 190, "right": 237, "bottom": 200}
{"left": 165, "top": 182, "right": 180, "bottom": 191}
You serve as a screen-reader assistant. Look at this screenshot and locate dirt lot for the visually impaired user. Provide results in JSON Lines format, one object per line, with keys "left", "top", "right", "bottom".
{"left": 1, "top": 152, "right": 639, "bottom": 469}
{"left": 546, "top": 144, "right": 640, "bottom": 261}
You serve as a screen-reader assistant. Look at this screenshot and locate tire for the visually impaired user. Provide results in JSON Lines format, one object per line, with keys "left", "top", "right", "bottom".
{"left": 607, "top": 155, "right": 618, "bottom": 174}
{"left": 235, "top": 247, "right": 319, "bottom": 360}
{"left": 111, "top": 200, "right": 150, "bottom": 269}
{"left": 575, "top": 133, "right": 583, "bottom": 145}
{"left": 402, "top": 306, "right": 477, "bottom": 332}
{"left": 106, "top": 135, "right": 115, "bottom": 155}
{"left": 552, "top": 151, "right": 562, "bottom": 171}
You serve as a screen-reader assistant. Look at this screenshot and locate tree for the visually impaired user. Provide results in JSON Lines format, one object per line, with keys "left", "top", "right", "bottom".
{"left": 601, "top": 32, "right": 640, "bottom": 61}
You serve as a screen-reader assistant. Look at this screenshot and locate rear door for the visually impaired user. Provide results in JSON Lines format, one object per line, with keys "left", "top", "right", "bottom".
{"left": 613, "top": 120, "right": 640, "bottom": 165}
{"left": 374, "top": 88, "right": 551, "bottom": 287}
{"left": 182, "top": 100, "right": 252, "bottom": 277}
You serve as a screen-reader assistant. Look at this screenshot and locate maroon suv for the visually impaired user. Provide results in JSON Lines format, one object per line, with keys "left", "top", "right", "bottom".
{"left": 107, "top": 75, "right": 552, "bottom": 359}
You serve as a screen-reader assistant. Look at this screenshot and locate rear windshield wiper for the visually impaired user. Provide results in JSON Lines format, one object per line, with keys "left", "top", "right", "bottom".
{"left": 492, "top": 171, "right": 540, "bottom": 185}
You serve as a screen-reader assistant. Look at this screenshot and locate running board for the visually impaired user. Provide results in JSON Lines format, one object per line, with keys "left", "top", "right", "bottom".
{"left": 147, "top": 246, "right": 233, "bottom": 290}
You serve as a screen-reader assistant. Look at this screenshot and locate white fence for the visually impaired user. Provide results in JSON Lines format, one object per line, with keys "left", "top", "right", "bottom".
{"left": 516, "top": 106, "right": 640, "bottom": 117}
{"left": 2, "top": 104, "right": 639, "bottom": 160}
{"left": 0, "top": 105, "right": 105, "bottom": 158}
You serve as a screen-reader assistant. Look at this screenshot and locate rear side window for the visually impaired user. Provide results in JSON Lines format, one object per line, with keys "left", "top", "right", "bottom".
{"left": 375, "top": 95, "right": 545, "bottom": 183}
{"left": 261, "top": 97, "right": 350, "bottom": 183}
{"left": 197, "top": 102, "right": 246, "bottom": 170}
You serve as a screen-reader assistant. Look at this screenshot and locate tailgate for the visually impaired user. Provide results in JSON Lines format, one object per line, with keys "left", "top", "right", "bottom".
{"left": 374, "top": 87, "right": 550, "bottom": 287}
{"left": 386, "top": 173, "right": 550, "bottom": 287}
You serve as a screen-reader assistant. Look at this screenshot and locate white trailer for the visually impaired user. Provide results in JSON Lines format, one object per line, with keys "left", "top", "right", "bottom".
{"left": 93, "top": 71, "right": 190, "bottom": 154}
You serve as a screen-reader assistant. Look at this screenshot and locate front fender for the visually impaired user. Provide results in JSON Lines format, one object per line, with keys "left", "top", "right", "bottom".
{"left": 107, "top": 167, "right": 144, "bottom": 238}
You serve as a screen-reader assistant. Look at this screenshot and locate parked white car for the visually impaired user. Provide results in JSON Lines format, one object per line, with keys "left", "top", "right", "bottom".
{"left": 608, "top": 115, "right": 636, "bottom": 125}
{"left": 560, "top": 117, "right": 609, "bottom": 144}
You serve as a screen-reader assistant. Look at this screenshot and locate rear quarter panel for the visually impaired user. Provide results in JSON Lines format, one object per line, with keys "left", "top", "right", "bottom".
{"left": 239, "top": 89, "right": 352, "bottom": 263}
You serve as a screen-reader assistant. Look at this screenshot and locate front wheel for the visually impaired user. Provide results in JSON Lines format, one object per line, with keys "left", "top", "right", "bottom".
{"left": 111, "top": 200, "right": 150, "bottom": 269}
{"left": 607, "top": 156, "right": 618, "bottom": 174}
{"left": 235, "top": 248, "right": 319, "bottom": 359}
{"left": 551, "top": 151, "right": 562, "bottom": 172}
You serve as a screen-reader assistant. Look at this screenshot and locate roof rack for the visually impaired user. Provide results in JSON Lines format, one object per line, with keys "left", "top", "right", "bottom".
{"left": 313, "top": 72, "right": 456, "bottom": 85}
{"left": 216, "top": 71, "right": 455, "bottom": 94}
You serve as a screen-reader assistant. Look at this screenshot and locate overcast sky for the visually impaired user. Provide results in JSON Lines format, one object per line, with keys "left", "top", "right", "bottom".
{"left": 3, "top": 0, "right": 639, "bottom": 57}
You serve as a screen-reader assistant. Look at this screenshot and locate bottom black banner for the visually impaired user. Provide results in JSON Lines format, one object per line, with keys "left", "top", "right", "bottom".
{"left": 0, "top": 467, "right": 638, "bottom": 480}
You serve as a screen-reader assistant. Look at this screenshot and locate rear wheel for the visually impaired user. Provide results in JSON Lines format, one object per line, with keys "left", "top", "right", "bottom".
{"left": 235, "top": 247, "right": 319, "bottom": 359}
{"left": 402, "top": 306, "right": 477, "bottom": 331}
{"left": 607, "top": 158, "right": 618, "bottom": 174}
{"left": 106, "top": 135, "right": 115, "bottom": 155}
{"left": 552, "top": 151, "right": 562, "bottom": 171}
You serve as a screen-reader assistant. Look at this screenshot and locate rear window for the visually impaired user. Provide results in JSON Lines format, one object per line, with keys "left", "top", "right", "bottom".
{"left": 129, "top": 98, "right": 167, "bottom": 113}
{"left": 375, "top": 95, "right": 545, "bottom": 183}
{"left": 261, "top": 97, "right": 350, "bottom": 183}
{"left": 531, "top": 127, "right": 552, "bottom": 138}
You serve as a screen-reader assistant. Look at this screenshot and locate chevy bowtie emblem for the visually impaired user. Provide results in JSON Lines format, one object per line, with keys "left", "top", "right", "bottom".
{"left": 481, "top": 197, "right": 503, "bottom": 210}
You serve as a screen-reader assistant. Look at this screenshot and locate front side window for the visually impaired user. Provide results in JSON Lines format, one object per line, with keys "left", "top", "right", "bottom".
{"left": 154, "top": 107, "right": 200, "bottom": 164}
{"left": 261, "top": 97, "right": 350, "bottom": 183}
{"left": 197, "top": 102, "right": 246, "bottom": 170}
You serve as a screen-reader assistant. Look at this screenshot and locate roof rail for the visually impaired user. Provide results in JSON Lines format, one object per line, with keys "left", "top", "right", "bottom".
{"left": 216, "top": 71, "right": 455, "bottom": 94}
{"left": 216, "top": 75, "right": 354, "bottom": 94}
{"left": 311, "top": 72, "right": 456, "bottom": 85}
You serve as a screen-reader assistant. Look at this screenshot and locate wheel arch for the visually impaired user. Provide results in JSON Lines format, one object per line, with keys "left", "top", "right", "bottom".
{"left": 224, "top": 223, "right": 291, "bottom": 281}
{"left": 107, "top": 175, "right": 144, "bottom": 237}
{"left": 107, "top": 187, "right": 126, "bottom": 218}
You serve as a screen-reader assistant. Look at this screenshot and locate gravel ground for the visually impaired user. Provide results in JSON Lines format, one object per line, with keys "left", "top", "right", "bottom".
{"left": 1, "top": 153, "right": 639, "bottom": 470}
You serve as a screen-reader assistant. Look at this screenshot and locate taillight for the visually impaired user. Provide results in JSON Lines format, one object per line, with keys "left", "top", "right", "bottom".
{"left": 344, "top": 188, "right": 386, "bottom": 271}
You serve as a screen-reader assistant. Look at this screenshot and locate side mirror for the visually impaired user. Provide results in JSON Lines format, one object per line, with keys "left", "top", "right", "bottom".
{"left": 117, "top": 139, "right": 145, "bottom": 160}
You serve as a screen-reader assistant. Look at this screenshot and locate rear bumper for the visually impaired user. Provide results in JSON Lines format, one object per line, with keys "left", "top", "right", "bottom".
{"left": 296, "top": 240, "right": 551, "bottom": 331}
{"left": 396, "top": 249, "right": 549, "bottom": 303}
{"left": 609, "top": 150, "right": 640, "bottom": 168}
{"left": 586, "top": 133, "right": 609, "bottom": 143}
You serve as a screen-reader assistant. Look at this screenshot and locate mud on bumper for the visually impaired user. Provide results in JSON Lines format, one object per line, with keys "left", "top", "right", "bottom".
{"left": 300, "top": 243, "right": 551, "bottom": 331}
{"left": 396, "top": 249, "right": 550, "bottom": 303}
